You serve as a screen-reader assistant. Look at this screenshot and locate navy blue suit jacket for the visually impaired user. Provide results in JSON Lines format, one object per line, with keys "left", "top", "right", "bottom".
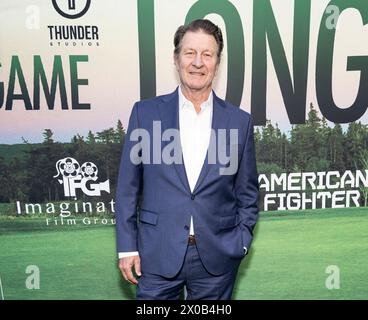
{"left": 115, "top": 88, "right": 259, "bottom": 277}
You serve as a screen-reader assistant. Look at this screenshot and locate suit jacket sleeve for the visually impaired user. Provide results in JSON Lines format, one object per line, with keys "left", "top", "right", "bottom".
{"left": 235, "top": 114, "right": 259, "bottom": 252}
{"left": 115, "top": 102, "right": 142, "bottom": 252}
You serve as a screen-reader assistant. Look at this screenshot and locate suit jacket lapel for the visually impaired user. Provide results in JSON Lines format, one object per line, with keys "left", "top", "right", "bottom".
{"left": 158, "top": 88, "right": 191, "bottom": 193}
{"left": 193, "top": 92, "right": 230, "bottom": 194}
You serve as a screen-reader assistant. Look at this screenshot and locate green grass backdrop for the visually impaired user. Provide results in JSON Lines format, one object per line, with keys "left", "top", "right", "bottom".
{"left": 0, "top": 207, "right": 367, "bottom": 299}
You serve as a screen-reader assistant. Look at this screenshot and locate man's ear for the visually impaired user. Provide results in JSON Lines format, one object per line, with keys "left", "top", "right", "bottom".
{"left": 173, "top": 53, "right": 179, "bottom": 71}
{"left": 214, "top": 60, "right": 220, "bottom": 77}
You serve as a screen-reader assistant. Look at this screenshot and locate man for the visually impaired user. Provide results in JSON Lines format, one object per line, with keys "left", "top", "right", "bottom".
{"left": 115, "top": 19, "right": 259, "bottom": 300}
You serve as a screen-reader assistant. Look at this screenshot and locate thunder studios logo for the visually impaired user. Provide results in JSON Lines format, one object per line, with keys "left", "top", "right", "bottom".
{"left": 48, "top": 0, "right": 100, "bottom": 47}
{"left": 54, "top": 157, "right": 110, "bottom": 197}
{"left": 52, "top": 0, "right": 91, "bottom": 19}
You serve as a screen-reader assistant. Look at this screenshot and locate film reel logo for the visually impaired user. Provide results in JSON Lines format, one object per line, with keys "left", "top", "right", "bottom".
{"left": 54, "top": 157, "right": 110, "bottom": 197}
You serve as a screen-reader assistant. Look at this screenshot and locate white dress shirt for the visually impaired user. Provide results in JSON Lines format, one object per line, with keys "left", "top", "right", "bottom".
{"left": 178, "top": 86, "right": 213, "bottom": 235}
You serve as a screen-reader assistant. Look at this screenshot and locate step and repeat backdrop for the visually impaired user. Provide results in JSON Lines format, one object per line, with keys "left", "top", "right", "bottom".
{"left": 0, "top": 0, "right": 367, "bottom": 299}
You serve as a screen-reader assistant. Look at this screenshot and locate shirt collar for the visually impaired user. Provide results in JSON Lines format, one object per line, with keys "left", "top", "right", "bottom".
{"left": 178, "top": 85, "right": 213, "bottom": 112}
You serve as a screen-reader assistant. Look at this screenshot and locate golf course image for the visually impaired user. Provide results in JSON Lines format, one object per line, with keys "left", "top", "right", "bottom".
{"left": 0, "top": 206, "right": 367, "bottom": 300}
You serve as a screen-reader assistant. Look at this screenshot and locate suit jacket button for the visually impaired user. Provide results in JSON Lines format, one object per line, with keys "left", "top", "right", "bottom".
{"left": 191, "top": 194, "right": 195, "bottom": 200}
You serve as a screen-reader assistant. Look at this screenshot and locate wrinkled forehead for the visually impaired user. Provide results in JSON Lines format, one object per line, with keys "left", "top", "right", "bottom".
{"left": 180, "top": 30, "right": 219, "bottom": 53}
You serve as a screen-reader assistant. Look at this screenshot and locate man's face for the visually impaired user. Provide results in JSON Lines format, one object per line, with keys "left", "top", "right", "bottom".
{"left": 174, "top": 30, "right": 219, "bottom": 93}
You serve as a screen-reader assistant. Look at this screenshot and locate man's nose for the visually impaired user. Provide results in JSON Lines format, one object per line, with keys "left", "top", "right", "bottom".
{"left": 192, "top": 53, "right": 204, "bottom": 68}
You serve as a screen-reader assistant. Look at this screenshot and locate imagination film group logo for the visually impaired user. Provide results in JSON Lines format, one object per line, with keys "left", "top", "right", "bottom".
{"left": 54, "top": 157, "right": 110, "bottom": 197}
{"left": 15, "top": 156, "right": 115, "bottom": 227}
{"left": 48, "top": 0, "right": 100, "bottom": 47}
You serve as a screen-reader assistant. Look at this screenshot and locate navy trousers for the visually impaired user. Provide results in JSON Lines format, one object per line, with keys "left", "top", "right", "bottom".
{"left": 136, "top": 243, "right": 241, "bottom": 300}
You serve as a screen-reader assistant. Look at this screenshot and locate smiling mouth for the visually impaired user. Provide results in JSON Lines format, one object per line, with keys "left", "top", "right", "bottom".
{"left": 189, "top": 72, "right": 205, "bottom": 76}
